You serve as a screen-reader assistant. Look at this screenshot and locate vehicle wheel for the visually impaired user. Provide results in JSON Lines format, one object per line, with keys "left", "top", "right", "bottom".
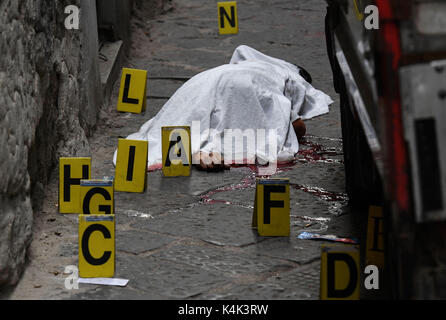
{"left": 338, "top": 77, "right": 383, "bottom": 209}
{"left": 324, "top": 4, "right": 382, "bottom": 208}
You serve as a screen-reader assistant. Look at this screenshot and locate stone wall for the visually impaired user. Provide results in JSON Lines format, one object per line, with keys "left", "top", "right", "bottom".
{"left": 0, "top": 0, "right": 99, "bottom": 288}
{"left": 0, "top": 0, "right": 170, "bottom": 290}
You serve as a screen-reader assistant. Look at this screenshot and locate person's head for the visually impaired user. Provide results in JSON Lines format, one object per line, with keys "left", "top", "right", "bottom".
{"left": 296, "top": 65, "right": 312, "bottom": 84}
{"left": 292, "top": 118, "right": 306, "bottom": 139}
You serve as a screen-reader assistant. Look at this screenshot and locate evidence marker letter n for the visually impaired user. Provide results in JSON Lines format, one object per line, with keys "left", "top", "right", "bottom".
{"left": 80, "top": 179, "right": 114, "bottom": 215}
{"left": 59, "top": 157, "right": 91, "bottom": 213}
{"left": 218, "top": 1, "right": 238, "bottom": 35}
{"left": 252, "top": 178, "right": 290, "bottom": 236}
{"left": 115, "top": 139, "right": 148, "bottom": 193}
{"left": 117, "top": 68, "right": 148, "bottom": 113}
{"left": 161, "top": 126, "right": 191, "bottom": 177}
{"left": 78, "top": 214, "right": 115, "bottom": 278}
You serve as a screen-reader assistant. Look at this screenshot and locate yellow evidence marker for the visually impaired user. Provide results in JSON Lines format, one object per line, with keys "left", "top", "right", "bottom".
{"left": 161, "top": 126, "right": 191, "bottom": 177}
{"left": 115, "top": 139, "right": 148, "bottom": 193}
{"left": 252, "top": 178, "right": 290, "bottom": 236}
{"left": 320, "top": 245, "right": 360, "bottom": 300}
{"left": 59, "top": 157, "right": 91, "bottom": 214}
{"left": 80, "top": 179, "right": 114, "bottom": 215}
{"left": 366, "top": 205, "right": 385, "bottom": 268}
{"left": 117, "top": 68, "right": 148, "bottom": 113}
{"left": 78, "top": 214, "right": 115, "bottom": 278}
{"left": 218, "top": 1, "right": 238, "bottom": 35}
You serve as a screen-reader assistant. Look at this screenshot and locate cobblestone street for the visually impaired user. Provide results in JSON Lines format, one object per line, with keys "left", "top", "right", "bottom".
{"left": 6, "top": 0, "right": 360, "bottom": 300}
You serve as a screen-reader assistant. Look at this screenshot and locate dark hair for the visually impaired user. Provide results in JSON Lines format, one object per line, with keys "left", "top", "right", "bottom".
{"left": 297, "top": 65, "right": 313, "bottom": 84}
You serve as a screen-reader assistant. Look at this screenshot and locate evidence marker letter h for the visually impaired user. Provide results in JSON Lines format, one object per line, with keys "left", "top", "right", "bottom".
{"left": 59, "top": 157, "right": 91, "bottom": 213}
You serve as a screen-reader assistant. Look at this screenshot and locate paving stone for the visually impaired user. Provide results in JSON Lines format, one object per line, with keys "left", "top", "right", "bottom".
{"left": 114, "top": 185, "right": 196, "bottom": 220}
{"left": 117, "top": 230, "right": 177, "bottom": 255}
{"left": 200, "top": 261, "right": 320, "bottom": 300}
{"left": 152, "top": 243, "right": 294, "bottom": 278}
{"left": 131, "top": 202, "right": 265, "bottom": 247}
{"left": 115, "top": 254, "right": 229, "bottom": 299}
{"left": 148, "top": 79, "right": 185, "bottom": 98}
{"left": 208, "top": 187, "right": 256, "bottom": 209}
{"left": 275, "top": 162, "right": 346, "bottom": 194}
{"left": 289, "top": 186, "right": 347, "bottom": 218}
{"left": 245, "top": 235, "right": 322, "bottom": 265}
{"left": 146, "top": 167, "right": 251, "bottom": 196}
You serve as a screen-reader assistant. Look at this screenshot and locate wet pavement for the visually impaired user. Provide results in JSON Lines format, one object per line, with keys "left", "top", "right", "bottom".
{"left": 6, "top": 0, "right": 362, "bottom": 300}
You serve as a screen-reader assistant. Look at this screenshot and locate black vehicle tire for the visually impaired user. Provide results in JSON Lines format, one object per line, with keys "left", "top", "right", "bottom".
{"left": 338, "top": 78, "right": 383, "bottom": 209}
{"left": 324, "top": 4, "right": 382, "bottom": 209}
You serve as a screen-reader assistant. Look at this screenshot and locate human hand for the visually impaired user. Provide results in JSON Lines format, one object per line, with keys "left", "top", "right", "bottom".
{"left": 192, "top": 152, "right": 230, "bottom": 172}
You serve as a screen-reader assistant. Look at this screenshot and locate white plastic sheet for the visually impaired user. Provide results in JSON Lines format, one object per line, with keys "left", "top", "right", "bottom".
{"left": 114, "top": 45, "right": 333, "bottom": 168}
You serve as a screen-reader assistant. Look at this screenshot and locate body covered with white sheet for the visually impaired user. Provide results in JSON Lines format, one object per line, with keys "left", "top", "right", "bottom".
{"left": 114, "top": 45, "right": 333, "bottom": 169}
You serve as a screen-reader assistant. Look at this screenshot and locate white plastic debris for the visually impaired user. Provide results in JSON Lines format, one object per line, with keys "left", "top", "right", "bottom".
{"left": 77, "top": 277, "right": 129, "bottom": 287}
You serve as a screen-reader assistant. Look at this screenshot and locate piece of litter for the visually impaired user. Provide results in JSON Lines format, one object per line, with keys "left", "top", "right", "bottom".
{"left": 77, "top": 278, "right": 129, "bottom": 287}
{"left": 297, "top": 215, "right": 331, "bottom": 222}
{"left": 297, "top": 232, "right": 359, "bottom": 244}
{"left": 124, "top": 209, "right": 153, "bottom": 219}
{"left": 294, "top": 215, "right": 330, "bottom": 233}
